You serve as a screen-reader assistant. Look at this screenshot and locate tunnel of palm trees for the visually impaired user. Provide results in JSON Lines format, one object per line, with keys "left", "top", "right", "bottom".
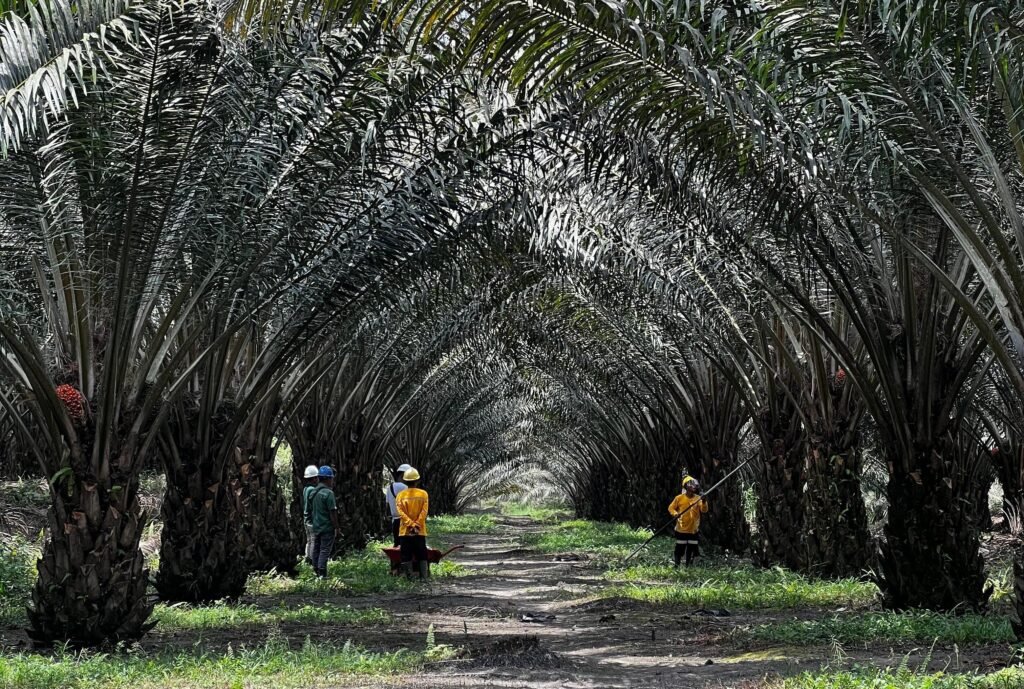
{"left": 1, "top": 0, "right": 1024, "bottom": 652}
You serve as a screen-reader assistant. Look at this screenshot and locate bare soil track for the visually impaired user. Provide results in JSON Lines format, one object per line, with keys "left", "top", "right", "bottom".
{"left": 370, "top": 516, "right": 1010, "bottom": 688}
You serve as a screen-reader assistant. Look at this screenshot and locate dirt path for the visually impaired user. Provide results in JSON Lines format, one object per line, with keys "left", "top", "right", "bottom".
{"left": 398, "top": 516, "right": 773, "bottom": 688}
{"left": 365, "top": 517, "right": 1007, "bottom": 688}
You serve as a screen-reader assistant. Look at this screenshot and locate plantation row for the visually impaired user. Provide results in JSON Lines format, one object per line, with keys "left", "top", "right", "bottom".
{"left": 1, "top": 0, "right": 1024, "bottom": 649}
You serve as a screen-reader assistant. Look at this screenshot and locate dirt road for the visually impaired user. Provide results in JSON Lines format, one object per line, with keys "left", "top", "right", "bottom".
{"left": 369, "top": 517, "right": 1005, "bottom": 688}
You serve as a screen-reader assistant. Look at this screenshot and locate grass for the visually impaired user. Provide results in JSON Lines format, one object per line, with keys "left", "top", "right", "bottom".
{"left": 782, "top": 667, "right": 1024, "bottom": 689}
{"left": 522, "top": 519, "right": 656, "bottom": 559}
{"left": 430, "top": 513, "right": 497, "bottom": 535}
{"left": 247, "top": 539, "right": 467, "bottom": 597}
{"left": 602, "top": 563, "right": 876, "bottom": 609}
{"left": 152, "top": 602, "right": 390, "bottom": 630}
{"left": 1, "top": 534, "right": 462, "bottom": 628}
{"left": 743, "top": 611, "right": 1015, "bottom": 645}
{"left": 0, "top": 638, "right": 435, "bottom": 689}
{"left": 498, "top": 502, "right": 571, "bottom": 522}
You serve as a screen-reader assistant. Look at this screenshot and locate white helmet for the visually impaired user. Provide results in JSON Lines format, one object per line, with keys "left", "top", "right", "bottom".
{"left": 397, "top": 463, "right": 412, "bottom": 473}
{"left": 303, "top": 465, "right": 319, "bottom": 479}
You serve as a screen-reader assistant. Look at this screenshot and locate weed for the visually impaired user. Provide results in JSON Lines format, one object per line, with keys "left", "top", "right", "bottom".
{"left": 246, "top": 540, "right": 465, "bottom": 597}
{"left": 782, "top": 667, "right": 1024, "bottom": 689}
{"left": 0, "top": 638, "right": 423, "bottom": 688}
{"left": 987, "top": 564, "right": 1015, "bottom": 605}
{"left": 603, "top": 563, "right": 876, "bottom": 609}
{"left": 0, "top": 479, "right": 48, "bottom": 509}
{"left": 151, "top": 603, "right": 390, "bottom": 630}
{"left": 743, "top": 483, "right": 759, "bottom": 526}
{"left": 744, "top": 611, "right": 1015, "bottom": 646}
{"left": 430, "top": 514, "right": 497, "bottom": 535}
{"left": 0, "top": 534, "right": 38, "bottom": 625}
{"left": 499, "top": 502, "right": 570, "bottom": 522}
{"left": 523, "top": 519, "right": 656, "bottom": 559}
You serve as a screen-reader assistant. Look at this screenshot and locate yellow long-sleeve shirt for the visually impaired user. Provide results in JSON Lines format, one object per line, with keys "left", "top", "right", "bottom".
{"left": 668, "top": 493, "right": 708, "bottom": 534}
{"left": 396, "top": 487, "right": 429, "bottom": 537}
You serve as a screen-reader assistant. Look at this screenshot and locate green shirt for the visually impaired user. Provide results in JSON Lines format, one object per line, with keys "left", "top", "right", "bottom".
{"left": 302, "top": 484, "right": 316, "bottom": 526}
{"left": 309, "top": 484, "right": 337, "bottom": 534}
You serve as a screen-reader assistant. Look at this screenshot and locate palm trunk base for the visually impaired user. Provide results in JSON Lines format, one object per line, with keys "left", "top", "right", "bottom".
{"left": 241, "top": 459, "right": 298, "bottom": 574}
{"left": 155, "top": 476, "right": 249, "bottom": 603}
{"left": 701, "top": 478, "right": 750, "bottom": 554}
{"left": 879, "top": 466, "right": 990, "bottom": 611}
{"left": 752, "top": 444, "right": 806, "bottom": 570}
{"left": 803, "top": 446, "right": 871, "bottom": 578}
{"left": 28, "top": 501, "right": 153, "bottom": 645}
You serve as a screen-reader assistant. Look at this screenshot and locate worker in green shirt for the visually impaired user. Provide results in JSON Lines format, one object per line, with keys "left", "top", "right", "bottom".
{"left": 308, "top": 466, "right": 340, "bottom": 578}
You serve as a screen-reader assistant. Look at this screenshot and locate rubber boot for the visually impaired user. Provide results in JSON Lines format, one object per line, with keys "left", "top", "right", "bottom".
{"left": 417, "top": 560, "right": 430, "bottom": 580}
{"left": 400, "top": 562, "right": 414, "bottom": 578}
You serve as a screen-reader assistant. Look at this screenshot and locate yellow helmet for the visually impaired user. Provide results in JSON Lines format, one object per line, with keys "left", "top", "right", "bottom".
{"left": 682, "top": 474, "right": 696, "bottom": 487}
{"left": 403, "top": 467, "right": 421, "bottom": 481}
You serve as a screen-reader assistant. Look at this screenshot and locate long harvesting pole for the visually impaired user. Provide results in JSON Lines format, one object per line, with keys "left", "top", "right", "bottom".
{"left": 622, "top": 460, "right": 750, "bottom": 563}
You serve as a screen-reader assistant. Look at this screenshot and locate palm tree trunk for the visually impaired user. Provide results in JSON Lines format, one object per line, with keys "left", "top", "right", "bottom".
{"left": 803, "top": 442, "right": 871, "bottom": 577}
{"left": 701, "top": 475, "right": 750, "bottom": 554}
{"left": 879, "top": 438, "right": 990, "bottom": 610}
{"left": 752, "top": 404, "right": 807, "bottom": 570}
{"left": 156, "top": 459, "right": 249, "bottom": 602}
{"left": 239, "top": 446, "right": 298, "bottom": 574}
{"left": 336, "top": 466, "right": 385, "bottom": 550}
{"left": 976, "top": 466, "right": 994, "bottom": 531}
{"left": 28, "top": 474, "right": 153, "bottom": 644}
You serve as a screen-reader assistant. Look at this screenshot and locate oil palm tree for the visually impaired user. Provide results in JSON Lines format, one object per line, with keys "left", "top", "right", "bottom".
{"left": 0, "top": 0, "right": 270, "bottom": 642}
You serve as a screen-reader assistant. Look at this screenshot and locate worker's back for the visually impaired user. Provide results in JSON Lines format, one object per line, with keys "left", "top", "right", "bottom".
{"left": 396, "top": 487, "right": 429, "bottom": 536}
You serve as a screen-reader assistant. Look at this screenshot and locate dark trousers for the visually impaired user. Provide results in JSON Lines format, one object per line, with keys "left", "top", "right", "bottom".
{"left": 400, "top": 535, "right": 428, "bottom": 564}
{"left": 391, "top": 519, "right": 401, "bottom": 547}
{"left": 673, "top": 530, "right": 699, "bottom": 566}
{"left": 312, "top": 530, "right": 336, "bottom": 576}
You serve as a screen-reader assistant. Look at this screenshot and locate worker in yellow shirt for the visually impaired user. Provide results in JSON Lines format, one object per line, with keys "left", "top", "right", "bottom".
{"left": 668, "top": 476, "right": 708, "bottom": 567}
{"left": 396, "top": 467, "right": 430, "bottom": 579}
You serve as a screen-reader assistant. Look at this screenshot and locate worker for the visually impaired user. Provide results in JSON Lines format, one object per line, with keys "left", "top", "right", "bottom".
{"left": 385, "top": 463, "right": 413, "bottom": 547}
{"left": 308, "top": 466, "right": 340, "bottom": 578}
{"left": 396, "top": 467, "right": 429, "bottom": 579}
{"left": 301, "top": 464, "right": 320, "bottom": 564}
{"left": 668, "top": 476, "right": 708, "bottom": 567}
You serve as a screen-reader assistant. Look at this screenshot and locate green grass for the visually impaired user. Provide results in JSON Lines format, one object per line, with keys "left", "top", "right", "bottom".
{"left": 430, "top": 513, "right": 497, "bottom": 535}
{"left": 522, "top": 519, "right": 656, "bottom": 558}
{"left": 247, "top": 540, "right": 466, "bottom": 597}
{"left": 499, "top": 502, "right": 571, "bottom": 522}
{"left": 782, "top": 667, "right": 1024, "bottom": 689}
{"left": 603, "top": 563, "right": 876, "bottom": 609}
{"left": 743, "top": 611, "right": 1014, "bottom": 645}
{"left": 0, "top": 638, "right": 430, "bottom": 688}
{"left": 152, "top": 602, "right": 390, "bottom": 630}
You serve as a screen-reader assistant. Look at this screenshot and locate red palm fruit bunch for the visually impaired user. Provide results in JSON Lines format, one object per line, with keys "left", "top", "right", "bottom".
{"left": 834, "top": 368, "right": 847, "bottom": 385}
{"left": 56, "top": 384, "right": 86, "bottom": 422}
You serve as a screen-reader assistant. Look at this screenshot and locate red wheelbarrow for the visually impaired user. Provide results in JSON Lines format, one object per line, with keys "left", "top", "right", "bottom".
{"left": 382, "top": 545, "right": 464, "bottom": 574}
